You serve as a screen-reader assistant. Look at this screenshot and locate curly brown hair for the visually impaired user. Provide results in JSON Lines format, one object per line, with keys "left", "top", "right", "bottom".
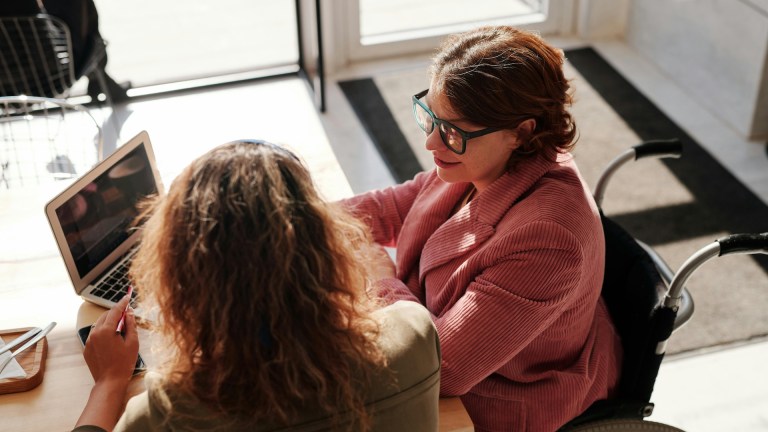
{"left": 430, "top": 25, "right": 577, "bottom": 167}
{"left": 130, "top": 140, "right": 386, "bottom": 430}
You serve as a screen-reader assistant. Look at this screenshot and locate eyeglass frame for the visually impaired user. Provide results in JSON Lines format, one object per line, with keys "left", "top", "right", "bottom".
{"left": 411, "top": 89, "right": 499, "bottom": 155}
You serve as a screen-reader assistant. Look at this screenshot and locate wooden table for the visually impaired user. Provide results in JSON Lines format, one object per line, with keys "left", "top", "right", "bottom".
{"left": 0, "top": 300, "right": 473, "bottom": 431}
{"left": 0, "top": 164, "right": 473, "bottom": 431}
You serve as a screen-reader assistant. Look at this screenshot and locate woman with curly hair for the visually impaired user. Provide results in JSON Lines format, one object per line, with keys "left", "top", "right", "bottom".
{"left": 343, "top": 26, "right": 622, "bottom": 431}
{"left": 73, "top": 140, "right": 441, "bottom": 431}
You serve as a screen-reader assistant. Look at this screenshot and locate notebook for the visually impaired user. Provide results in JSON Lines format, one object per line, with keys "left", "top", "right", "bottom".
{"left": 45, "top": 130, "right": 163, "bottom": 309}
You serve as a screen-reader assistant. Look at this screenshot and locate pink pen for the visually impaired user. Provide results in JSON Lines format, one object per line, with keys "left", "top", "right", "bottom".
{"left": 115, "top": 285, "right": 133, "bottom": 334}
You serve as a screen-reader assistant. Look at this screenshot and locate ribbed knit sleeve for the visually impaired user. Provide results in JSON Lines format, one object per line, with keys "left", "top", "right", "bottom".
{"left": 372, "top": 276, "right": 423, "bottom": 304}
{"left": 340, "top": 171, "right": 431, "bottom": 247}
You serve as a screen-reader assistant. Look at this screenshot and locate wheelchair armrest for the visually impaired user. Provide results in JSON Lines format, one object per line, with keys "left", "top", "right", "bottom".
{"left": 637, "top": 240, "right": 694, "bottom": 331}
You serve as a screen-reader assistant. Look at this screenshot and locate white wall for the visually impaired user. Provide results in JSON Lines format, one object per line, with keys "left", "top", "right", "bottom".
{"left": 625, "top": 0, "right": 768, "bottom": 140}
{"left": 576, "top": 0, "right": 630, "bottom": 39}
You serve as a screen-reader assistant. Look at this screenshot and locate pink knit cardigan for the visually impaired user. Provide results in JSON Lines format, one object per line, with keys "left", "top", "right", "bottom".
{"left": 343, "top": 153, "right": 622, "bottom": 431}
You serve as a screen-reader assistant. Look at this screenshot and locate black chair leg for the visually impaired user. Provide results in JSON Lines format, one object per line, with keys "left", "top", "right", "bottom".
{"left": 90, "top": 68, "right": 130, "bottom": 147}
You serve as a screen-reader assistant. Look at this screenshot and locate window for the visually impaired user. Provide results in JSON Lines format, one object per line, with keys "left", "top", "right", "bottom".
{"left": 94, "top": 0, "right": 299, "bottom": 90}
{"left": 337, "top": 0, "right": 571, "bottom": 63}
{"left": 360, "top": 0, "right": 546, "bottom": 45}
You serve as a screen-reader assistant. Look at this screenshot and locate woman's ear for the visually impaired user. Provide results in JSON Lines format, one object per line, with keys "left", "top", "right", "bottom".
{"left": 516, "top": 119, "right": 536, "bottom": 139}
{"left": 507, "top": 118, "right": 536, "bottom": 151}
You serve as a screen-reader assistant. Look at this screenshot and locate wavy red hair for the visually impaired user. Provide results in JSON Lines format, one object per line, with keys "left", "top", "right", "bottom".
{"left": 430, "top": 25, "right": 578, "bottom": 166}
{"left": 131, "top": 140, "right": 385, "bottom": 430}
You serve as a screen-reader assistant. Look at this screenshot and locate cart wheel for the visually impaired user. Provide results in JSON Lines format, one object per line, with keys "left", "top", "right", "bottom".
{"left": 565, "top": 419, "right": 685, "bottom": 431}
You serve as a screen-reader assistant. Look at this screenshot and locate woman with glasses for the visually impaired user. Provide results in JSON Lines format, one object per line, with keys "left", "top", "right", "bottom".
{"left": 343, "top": 26, "right": 622, "bottom": 431}
{"left": 72, "top": 141, "right": 441, "bottom": 432}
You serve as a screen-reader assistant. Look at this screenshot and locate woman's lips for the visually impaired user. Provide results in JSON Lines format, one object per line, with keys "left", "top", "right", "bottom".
{"left": 434, "top": 157, "right": 460, "bottom": 169}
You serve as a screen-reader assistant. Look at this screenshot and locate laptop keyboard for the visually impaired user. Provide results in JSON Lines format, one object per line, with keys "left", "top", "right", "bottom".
{"left": 91, "top": 254, "right": 137, "bottom": 306}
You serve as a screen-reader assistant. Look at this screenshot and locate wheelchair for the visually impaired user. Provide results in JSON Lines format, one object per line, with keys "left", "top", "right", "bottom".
{"left": 559, "top": 139, "right": 768, "bottom": 432}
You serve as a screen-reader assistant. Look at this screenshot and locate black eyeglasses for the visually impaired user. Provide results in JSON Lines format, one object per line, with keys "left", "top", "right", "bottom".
{"left": 412, "top": 89, "right": 499, "bottom": 155}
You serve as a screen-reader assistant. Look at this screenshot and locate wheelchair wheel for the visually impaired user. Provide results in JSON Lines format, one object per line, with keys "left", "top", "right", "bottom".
{"left": 566, "top": 419, "right": 685, "bottom": 431}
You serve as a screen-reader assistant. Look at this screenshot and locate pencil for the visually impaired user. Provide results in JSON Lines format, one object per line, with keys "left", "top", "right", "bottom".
{"left": 115, "top": 285, "right": 133, "bottom": 334}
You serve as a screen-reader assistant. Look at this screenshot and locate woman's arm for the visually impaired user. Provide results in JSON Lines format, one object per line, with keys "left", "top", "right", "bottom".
{"left": 379, "top": 221, "right": 588, "bottom": 394}
{"left": 75, "top": 294, "right": 140, "bottom": 431}
{"left": 341, "top": 171, "right": 432, "bottom": 247}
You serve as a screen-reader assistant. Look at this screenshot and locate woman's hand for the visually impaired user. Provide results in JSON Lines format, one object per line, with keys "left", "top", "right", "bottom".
{"left": 83, "top": 294, "right": 139, "bottom": 385}
{"left": 75, "top": 293, "right": 140, "bottom": 430}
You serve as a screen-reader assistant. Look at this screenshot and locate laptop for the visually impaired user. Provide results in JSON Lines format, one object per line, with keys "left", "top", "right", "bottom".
{"left": 45, "top": 130, "right": 163, "bottom": 309}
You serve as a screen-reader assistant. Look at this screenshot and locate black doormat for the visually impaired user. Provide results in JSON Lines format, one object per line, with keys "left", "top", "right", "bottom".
{"left": 337, "top": 78, "right": 423, "bottom": 183}
{"left": 338, "top": 47, "right": 768, "bottom": 355}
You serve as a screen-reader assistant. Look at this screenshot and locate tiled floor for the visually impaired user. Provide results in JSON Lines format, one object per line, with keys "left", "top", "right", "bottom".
{"left": 2, "top": 36, "right": 767, "bottom": 430}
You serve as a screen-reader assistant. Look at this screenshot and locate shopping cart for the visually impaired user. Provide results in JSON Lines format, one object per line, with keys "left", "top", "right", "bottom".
{"left": 560, "top": 139, "right": 768, "bottom": 431}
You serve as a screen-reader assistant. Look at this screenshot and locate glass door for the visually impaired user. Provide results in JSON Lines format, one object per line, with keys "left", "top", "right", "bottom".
{"left": 342, "top": 0, "right": 573, "bottom": 62}
{"left": 94, "top": 0, "right": 299, "bottom": 92}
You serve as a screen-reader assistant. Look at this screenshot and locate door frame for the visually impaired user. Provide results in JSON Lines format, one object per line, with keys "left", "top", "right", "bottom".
{"left": 321, "top": 0, "right": 576, "bottom": 73}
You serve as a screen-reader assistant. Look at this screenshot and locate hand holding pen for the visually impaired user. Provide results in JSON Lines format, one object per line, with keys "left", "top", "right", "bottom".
{"left": 77, "top": 291, "right": 139, "bottom": 429}
{"left": 115, "top": 285, "right": 133, "bottom": 334}
{"left": 82, "top": 291, "right": 139, "bottom": 385}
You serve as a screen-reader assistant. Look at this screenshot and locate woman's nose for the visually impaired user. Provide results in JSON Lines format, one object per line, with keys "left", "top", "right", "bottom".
{"left": 424, "top": 128, "right": 443, "bottom": 152}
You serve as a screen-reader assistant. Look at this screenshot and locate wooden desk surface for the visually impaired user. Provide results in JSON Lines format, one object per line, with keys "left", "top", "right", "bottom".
{"left": 0, "top": 172, "right": 473, "bottom": 431}
{"left": 0, "top": 299, "right": 472, "bottom": 431}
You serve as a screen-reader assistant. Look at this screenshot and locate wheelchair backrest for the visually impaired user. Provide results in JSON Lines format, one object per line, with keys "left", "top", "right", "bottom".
{"left": 600, "top": 214, "right": 669, "bottom": 404}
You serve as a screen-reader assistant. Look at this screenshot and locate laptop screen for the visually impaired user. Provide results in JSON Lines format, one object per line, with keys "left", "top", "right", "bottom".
{"left": 54, "top": 143, "right": 157, "bottom": 278}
